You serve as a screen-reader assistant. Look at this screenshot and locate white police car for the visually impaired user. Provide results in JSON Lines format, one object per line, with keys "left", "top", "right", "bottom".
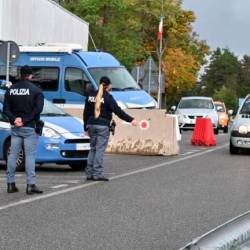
{"left": 0, "top": 89, "right": 90, "bottom": 170}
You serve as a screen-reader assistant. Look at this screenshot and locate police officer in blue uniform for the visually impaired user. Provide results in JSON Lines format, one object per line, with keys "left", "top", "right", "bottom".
{"left": 84, "top": 76, "right": 137, "bottom": 181}
{"left": 3, "top": 65, "right": 44, "bottom": 194}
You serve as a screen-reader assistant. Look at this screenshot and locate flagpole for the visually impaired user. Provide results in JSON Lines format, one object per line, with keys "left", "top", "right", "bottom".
{"left": 157, "top": 0, "right": 164, "bottom": 109}
{"left": 157, "top": 30, "right": 162, "bottom": 109}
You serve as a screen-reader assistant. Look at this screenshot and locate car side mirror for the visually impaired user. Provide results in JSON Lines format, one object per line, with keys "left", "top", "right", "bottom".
{"left": 171, "top": 105, "right": 176, "bottom": 111}
{"left": 228, "top": 110, "right": 233, "bottom": 115}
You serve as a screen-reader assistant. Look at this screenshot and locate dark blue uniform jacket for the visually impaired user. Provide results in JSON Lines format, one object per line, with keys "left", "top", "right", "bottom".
{"left": 83, "top": 90, "right": 133, "bottom": 131}
{"left": 3, "top": 80, "right": 44, "bottom": 127}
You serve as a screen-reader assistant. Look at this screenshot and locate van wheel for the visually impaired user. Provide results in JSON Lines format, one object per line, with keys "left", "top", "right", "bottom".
{"left": 223, "top": 126, "right": 228, "bottom": 133}
{"left": 230, "top": 141, "right": 239, "bottom": 154}
{"left": 4, "top": 140, "right": 25, "bottom": 171}
{"left": 69, "top": 161, "right": 87, "bottom": 171}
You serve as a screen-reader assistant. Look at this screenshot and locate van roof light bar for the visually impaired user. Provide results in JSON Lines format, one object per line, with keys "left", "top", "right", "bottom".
{"left": 19, "top": 43, "right": 83, "bottom": 53}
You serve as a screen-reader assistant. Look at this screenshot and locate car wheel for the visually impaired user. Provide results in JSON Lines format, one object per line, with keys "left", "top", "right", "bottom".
{"left": 230, "top": 141, "right": 239, "bottom": 154}
{"left": 223, "top": 126, "right": 228, "bottom": 133}
{"left": 214, "top": 128, "right": 219, "bottom": 135}
{"left": 4, "top": 140, "right": 25, "bottom": 171}
{"left": 69, "top": 161, "right": 87, "bottom": 171}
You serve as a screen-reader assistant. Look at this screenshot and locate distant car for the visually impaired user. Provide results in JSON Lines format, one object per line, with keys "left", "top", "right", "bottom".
{"left": 230, "top": 94, "right": 250, "bottom": 154}
{"left": 0, "top": 96, "right": 90, "bottom": 171}
{"left": 214, "top": 101, "right": 229, "bottom": 133}
{"left": 173, "top": 96, "right": 219, "bottom": 134}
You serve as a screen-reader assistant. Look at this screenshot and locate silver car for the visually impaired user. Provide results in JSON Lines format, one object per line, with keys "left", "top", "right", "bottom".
{"left": 230, "top": 94, "right": 250, "bottom": 154}
{"left": 174, "top": 96, "right": 219, "bottom": 134}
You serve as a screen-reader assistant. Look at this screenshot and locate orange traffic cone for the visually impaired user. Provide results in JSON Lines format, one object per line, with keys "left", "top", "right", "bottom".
{"left": 191, "top": 117, "right": 216, "bottom": 146}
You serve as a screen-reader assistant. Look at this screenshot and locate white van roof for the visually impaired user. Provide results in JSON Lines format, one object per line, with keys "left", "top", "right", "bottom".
{"left": 19, "top": 43, "right": 83, "bottom": 53}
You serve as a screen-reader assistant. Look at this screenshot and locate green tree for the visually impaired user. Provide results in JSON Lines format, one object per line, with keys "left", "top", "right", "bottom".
{"left": 239, "top": 55, "right": 250, "bottom": 98}
{"left": 60, "top": 0, "right": 144, "bottom": 69}
{"left": 201, "top": 48, "right": 241, "bottom": 97}
{"left": 213, "top": 85, "right": 238, "bottom": 111}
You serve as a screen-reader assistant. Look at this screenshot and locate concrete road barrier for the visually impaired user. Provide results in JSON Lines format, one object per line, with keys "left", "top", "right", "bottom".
{"left": 106, "top": 109, "right": 180, "bottom": 156}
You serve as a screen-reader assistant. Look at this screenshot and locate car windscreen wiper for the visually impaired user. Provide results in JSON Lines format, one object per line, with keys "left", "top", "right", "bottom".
{"left": 122, "top": 87, "right": 140, "bottom": 91}
{"left": 110, "top": 87, "right": 124, "bottom": 91}
{"left": 41, "top": 113, "right": 68, "bottom": 116}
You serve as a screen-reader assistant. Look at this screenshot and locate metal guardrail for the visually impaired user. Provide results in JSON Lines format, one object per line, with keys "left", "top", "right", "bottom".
{"left": 180, "top": 211, "right": 250, "bottom": 250}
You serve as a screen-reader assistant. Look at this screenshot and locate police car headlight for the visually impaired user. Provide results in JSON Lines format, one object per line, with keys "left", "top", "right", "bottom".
{"left": 42, "top": 127, "right": 61, "bottom": 138}
{"left": 117, "top": 101, "right": 127, "bottom": 110}
{"left": 239, "top": 125, "right": 248, "bottom": 134}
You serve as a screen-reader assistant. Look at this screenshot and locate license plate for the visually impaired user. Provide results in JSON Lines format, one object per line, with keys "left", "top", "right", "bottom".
{"left": 76, "top": 143, "right": 90, "bottom": 150}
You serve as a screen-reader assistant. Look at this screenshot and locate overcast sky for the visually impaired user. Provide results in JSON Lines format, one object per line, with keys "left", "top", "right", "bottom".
{"left": 182, "top": 0, "right": 250, "bottom": 56}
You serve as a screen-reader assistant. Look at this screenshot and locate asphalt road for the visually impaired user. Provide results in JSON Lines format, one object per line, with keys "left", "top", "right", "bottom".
{"left": 1, "top": 131, "right": 250, "bottom": 250}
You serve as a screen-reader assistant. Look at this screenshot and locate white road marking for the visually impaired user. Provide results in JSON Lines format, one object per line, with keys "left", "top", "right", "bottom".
{"left": 51, "top": 184, "right": 69, "bottom": 189}
{"left": 0, "top": 143, "right": 228, "bottom": 212}
{"left": 180, "top": 151, "right": 194, "bottom": 156}
{"left": 0, "top": 174, "right": 24, "bottom": 177}
{"left": 64, "top": 180, "right": 79, "bottom": 184}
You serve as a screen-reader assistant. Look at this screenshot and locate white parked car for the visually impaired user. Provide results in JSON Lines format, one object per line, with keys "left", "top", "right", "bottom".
{"left": 173, "top": 96, "right": 219, "bottom": 134}
{"left": 230, "top": 94, "right": 250, "bottom": 154}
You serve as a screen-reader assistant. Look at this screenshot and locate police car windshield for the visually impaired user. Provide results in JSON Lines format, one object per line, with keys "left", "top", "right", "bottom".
{"left": 179, "top": 99, "right": 214, "bottom": 109}
{"left": 88, "top": 67, "right": 140, "bottom": 91}
{"left": 41, "top": 100, "right": 69, "bottom": 116}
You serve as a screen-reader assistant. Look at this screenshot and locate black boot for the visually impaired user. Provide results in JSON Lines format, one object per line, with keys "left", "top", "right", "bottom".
{"left": 26, "top": 184, "right": 43, "bottom": 195}
{"left": 7, "top": 183, "right": 19, "bottom": 193}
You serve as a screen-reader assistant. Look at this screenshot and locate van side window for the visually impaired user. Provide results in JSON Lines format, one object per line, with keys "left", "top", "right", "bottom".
{"left": 65, "top": 68, "right": 89, "bottom": 96}
{"left": 31, "top": 67, "right": 59, "bottom": 91}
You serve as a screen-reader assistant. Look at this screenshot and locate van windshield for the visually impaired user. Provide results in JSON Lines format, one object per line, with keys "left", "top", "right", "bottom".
{"left": 41, "top": 99, "right": 68, "bottom": 116}
{"left": 240, "top": 96, "right": 250, "bottom": 114}
{"left": 179, "top": 99, "right": 214, "bottom": 109}
{"left": 88, "top": 67, "right": 141, "bottom": 91}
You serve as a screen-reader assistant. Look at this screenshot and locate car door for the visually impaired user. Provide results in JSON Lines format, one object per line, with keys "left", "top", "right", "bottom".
{"left": 0, "top": 105, "right": 11, "bottom": 160}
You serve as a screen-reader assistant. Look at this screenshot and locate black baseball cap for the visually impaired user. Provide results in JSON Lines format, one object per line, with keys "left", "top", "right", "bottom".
{"left": 100, "top": 76, "right": 111, "bottom": 86}
{"left": 20, "top": 65, "right": 33, "bottom": 76}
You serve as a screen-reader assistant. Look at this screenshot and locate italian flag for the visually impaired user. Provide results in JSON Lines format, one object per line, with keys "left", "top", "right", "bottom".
{"left": 157, "top": 17, "right": 163, "bottom": 40}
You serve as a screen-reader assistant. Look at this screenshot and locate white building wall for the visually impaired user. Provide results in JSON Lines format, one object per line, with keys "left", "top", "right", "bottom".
{"left": 0, "top": 0, "right": 89, "bottom": 50}
{"left": 0, "top": 1, "right": 3, "bottom": 39}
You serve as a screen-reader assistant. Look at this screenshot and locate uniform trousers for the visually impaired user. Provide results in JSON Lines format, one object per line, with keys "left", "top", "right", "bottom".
{"left": 86, "top": 124, "right": 110, "bottom": 178}
{"left": 7, "top": 127, "right": 38, "bottom": 184}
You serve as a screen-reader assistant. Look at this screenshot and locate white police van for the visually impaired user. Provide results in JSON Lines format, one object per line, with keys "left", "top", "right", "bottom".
{"left": 0, "top": 44, "right": 157, "bottom": 110}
